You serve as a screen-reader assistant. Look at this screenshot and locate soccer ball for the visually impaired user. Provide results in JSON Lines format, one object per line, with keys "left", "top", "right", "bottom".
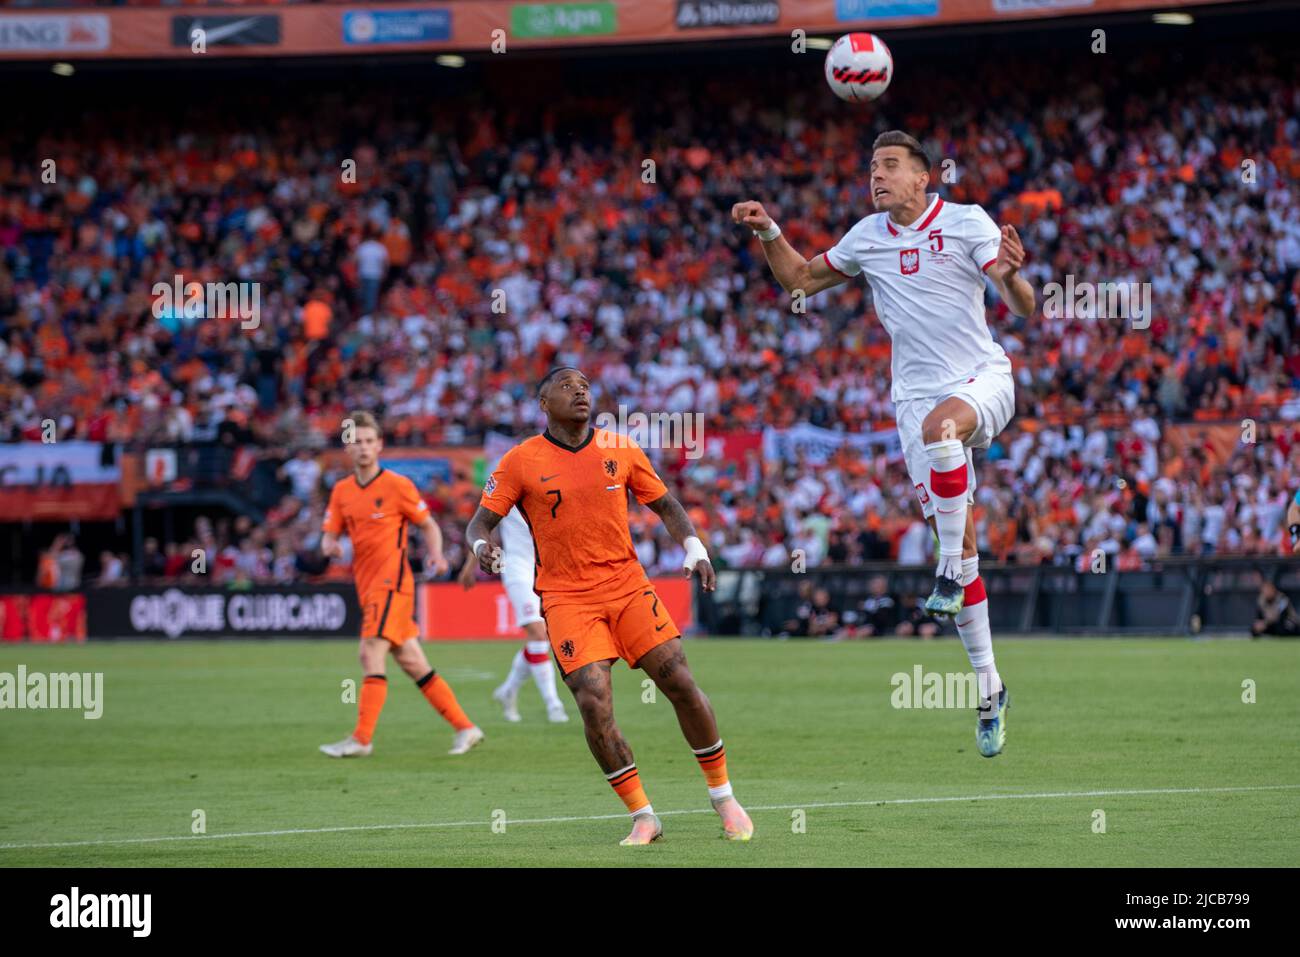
{"left": 824, "top": 32, "right": 893, "bottom": 103}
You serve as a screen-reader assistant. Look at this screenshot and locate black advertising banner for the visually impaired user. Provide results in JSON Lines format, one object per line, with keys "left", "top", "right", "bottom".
{"left": 85, "top": 585, "right": 359, "bottom": 639}
{"left": 170, "top": 14, "right": 283, "bottom": 48}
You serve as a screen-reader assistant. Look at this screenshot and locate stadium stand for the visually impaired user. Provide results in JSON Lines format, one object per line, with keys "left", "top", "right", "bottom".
{"left": 2, "top": 37, "right": 1298, "bottom": 584}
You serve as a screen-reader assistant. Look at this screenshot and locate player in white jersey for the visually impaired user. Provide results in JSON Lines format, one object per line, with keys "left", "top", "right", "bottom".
{"left": 458, "top": 504, "right": 568, "bottom": 723}
{"left": 733, "top": 130, "right": 1035, "bottom": 757}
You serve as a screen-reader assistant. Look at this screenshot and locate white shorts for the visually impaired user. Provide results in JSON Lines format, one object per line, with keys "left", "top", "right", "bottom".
{"left": 499, "top": 507, "right": 543, "bottom": 627}
{"left": 895, "top": 365, "right": 1015, "bottom": 519}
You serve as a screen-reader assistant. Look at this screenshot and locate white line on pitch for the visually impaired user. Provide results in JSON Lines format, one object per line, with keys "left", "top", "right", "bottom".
{"left": 2, "top": 783, "right": 1297, "bottom": 852}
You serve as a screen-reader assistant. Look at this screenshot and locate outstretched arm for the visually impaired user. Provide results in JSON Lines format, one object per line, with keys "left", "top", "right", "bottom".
{"left": 644, "top": 492, "right": 716, "bottom": 592}
{"left": 465, "top": 506, "right": 506, "bottom": 575}
{"left": 987, "top": 225, "right": 1035, "bottom": 318}
{"left": 732, "top": 200, "right": 848, "bottom": 297}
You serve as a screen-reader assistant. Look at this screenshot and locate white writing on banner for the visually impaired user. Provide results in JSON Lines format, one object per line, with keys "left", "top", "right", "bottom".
{"left": 762, "top": 423, "right": 901, "bottom": 466}
{"left": 0, "top": 15, "right": 110, "bottom": 52}
{"left": 128, "top": 589, "right": 349, "bottom": 638}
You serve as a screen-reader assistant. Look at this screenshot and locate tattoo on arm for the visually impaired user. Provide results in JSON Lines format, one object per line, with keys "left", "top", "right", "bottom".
{"left": 465, "top": 506, "right": 504, "bottom": 547}
{"left": 644, "top": 493, "right": 696, "bottom": 543}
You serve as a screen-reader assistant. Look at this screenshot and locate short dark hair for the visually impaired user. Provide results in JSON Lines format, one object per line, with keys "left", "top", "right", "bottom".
{"left": 537, "top": 366, "right": 583, "bottom": 397}
{"left": 872, "top": 130, "right": 931, "bottom": 172}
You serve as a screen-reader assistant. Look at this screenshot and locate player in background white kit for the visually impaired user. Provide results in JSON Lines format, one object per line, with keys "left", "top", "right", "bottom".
{"left": 458, "top": 504, "right": 568, "bottom": 723}
{"left": 733, "top": 130, "right": 1035, "bottom": 757}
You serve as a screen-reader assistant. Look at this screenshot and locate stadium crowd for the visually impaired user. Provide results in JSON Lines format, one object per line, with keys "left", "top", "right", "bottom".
{"left": 3, "top": 41, "right": 1299, "bottom": 586}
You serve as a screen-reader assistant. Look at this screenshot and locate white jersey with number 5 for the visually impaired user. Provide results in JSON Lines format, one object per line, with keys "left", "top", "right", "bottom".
{"left": 823, "top": 194, "right": 1011, "bottom": 402}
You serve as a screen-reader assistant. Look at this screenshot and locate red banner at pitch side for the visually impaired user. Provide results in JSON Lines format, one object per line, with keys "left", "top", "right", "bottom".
{"left": 0, "top": 0, "right": 1234, "bottom": 61}
{"left": 419, "top": 576, "right": 692, "bottom": 640}
{"left": 0, "top": 594, "right": 87, "bottom": 643}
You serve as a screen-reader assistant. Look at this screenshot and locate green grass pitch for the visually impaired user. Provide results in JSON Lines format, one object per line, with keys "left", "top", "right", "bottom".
{"left": 1, "top": 637, "right": 1297, "bottom": 867}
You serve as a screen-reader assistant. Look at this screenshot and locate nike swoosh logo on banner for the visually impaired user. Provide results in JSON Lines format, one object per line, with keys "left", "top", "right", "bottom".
{"left": 200, "top": 17, "right": 263, "bottom": 43}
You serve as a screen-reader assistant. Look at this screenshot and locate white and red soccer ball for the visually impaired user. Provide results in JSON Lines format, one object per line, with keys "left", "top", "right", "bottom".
{"left": 824, "top": 32, "right": 893, "bottom": 103}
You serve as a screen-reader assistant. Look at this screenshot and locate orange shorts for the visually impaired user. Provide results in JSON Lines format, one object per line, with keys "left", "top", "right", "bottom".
{"left": 360, "top": 589, "right": 418, "bottom": 645}
{"left": 543, "top": 584, "right": 679, "bottom": 676}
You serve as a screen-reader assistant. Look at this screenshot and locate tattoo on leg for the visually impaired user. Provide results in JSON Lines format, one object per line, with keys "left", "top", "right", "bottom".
{"left": 566, "top": 662, "right": 608, "bottom": 694}
{"left": 607, "top": 735, "right": 633, "bottom": 769}
{"left": 584, "top": 711, "right": 632, "bottom": 771}
{"left": 656, "top": 648, "right": 687, "bottom": 682}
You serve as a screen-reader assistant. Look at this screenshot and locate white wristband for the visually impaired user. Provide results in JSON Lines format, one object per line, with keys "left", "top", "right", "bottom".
{"left": 472, "top": 539, "right": 488, "bottom": 558}
{"left": 753, "top": 222, "right": 781, "bottom": 242}
{"left": 682, "top": 536, "right": 709, "bottom": 571}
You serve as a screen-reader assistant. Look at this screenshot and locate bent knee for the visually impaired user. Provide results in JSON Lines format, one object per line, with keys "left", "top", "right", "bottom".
{"left": 921, "top": 417, "right": 962, "bottom": 446}
{"left": 572, "top": 687, "right": 613, "bottom": 718}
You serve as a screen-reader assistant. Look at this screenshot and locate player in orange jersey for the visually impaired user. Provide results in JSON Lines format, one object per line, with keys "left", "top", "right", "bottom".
{"left": 319, "top": 411, "right": 484, "bottom": 758}
{"left": 466, "top": 368, "right": 753, "bottom": 845}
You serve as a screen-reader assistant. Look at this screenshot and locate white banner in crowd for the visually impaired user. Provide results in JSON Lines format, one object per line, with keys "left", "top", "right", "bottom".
{"left": 484, "top": 430, "right": 515, "bottom": 471}
{"left": 0, "top": 441, "right": 120, "bottom": 485}
{"left": 0, "top": 441, "right": 122, "bottom": 520}
{"left": 762, "top": 423, "right": 902, "bottom": 466}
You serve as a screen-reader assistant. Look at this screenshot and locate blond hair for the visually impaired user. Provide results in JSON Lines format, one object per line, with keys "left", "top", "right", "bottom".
{"left": 348, "top": 410, "right": 381, "bottom": 434}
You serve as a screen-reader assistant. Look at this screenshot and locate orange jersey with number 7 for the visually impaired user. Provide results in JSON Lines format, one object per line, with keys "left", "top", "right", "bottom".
{"left": 478, "top": 428, "right": 668, "bottom": 600}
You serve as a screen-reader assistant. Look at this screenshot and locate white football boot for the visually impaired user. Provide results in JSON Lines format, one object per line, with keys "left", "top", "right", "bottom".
{"left": 619, "top": 812, "right": 663, "bottom": 846}
{"left": 448, "top": 725, "right": 485, "bottom": 755}
{"left": 319, "top": 735, "right": 373, "bottom": 758}
{"left": 492, "top": 683, "right": 522, "bottom": 722}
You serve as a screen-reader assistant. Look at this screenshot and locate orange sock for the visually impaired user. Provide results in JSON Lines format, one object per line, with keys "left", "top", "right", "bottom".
{"left": 606, "top": 764, "right": 652, "bottom": 815}
{"left": 353, "top": 675, "right": 388, "bottom": 746}
{"left": 417, "top": 670, "right": 473, "bottom": 731}
{"left": 693, "top": 739, "right": 733, "bottom": 800}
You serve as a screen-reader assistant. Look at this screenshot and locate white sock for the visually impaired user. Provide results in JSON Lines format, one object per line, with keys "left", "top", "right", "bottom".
{"left": 708, "top": 782, "right": 734, "bottom": 802}
{"left": 926, "top": 438, "right": 968, "bottom": 582}
{"left": 502, "top": 648, "right": 530, "bottom": 694}
{"left": 525, "top": 639, "right": 563, "bottom": 709}
{"left": 956, "top": 556, "right": 1000, "bottom": 703}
